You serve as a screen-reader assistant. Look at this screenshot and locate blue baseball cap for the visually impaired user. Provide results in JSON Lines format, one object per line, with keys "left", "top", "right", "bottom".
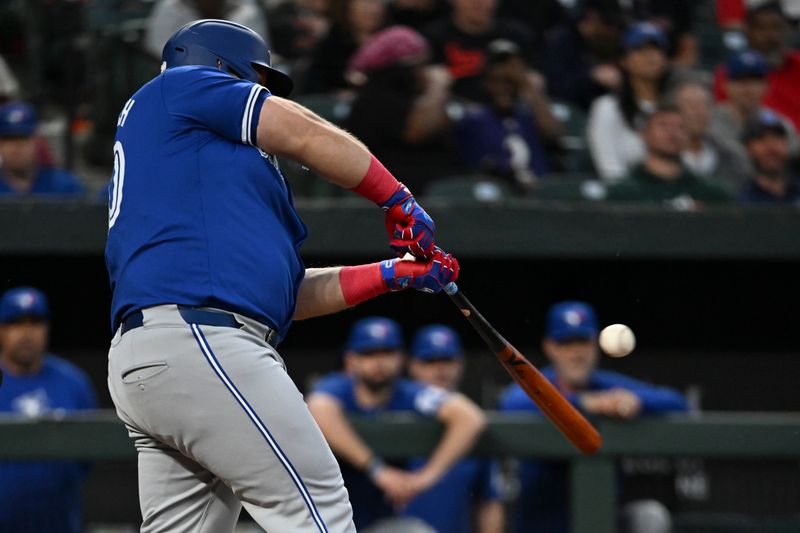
{"left": 0, "top": 287, "right": 50, "bottom": 323}
{"left": 411, "top": 324, "right": 463, "bottom": 361}
{"left": 546, "top": 301, "right": 598, "bottom": 342}
{"left": 345, "top": 316, "right": 404, "bottom": 354}
{"left": 623, "top": 22, "right": 668, "bottom": 51}
{"left": 726, "top": 49, "right": 769, "bottom": 80}
{"left": 0, "top": 102, "right": 37, "bottom": 138}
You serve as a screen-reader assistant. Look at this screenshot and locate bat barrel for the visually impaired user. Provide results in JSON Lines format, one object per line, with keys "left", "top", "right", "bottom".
{"left": 444, "top": 283, "right": 603, "bottom": 455}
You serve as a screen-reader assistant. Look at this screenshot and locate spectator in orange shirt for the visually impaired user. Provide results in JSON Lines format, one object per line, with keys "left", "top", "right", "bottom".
{"left": 714, "top": 1, "right": 800, "bottom": 130}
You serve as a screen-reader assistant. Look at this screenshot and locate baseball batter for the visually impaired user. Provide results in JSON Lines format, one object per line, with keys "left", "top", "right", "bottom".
{"left": 105, "top": 20, "right": 458, "bottom": 533}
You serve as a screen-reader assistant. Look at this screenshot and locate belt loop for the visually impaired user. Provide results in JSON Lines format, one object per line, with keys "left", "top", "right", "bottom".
{"left": 265, "top": 329, "right": 278, "bottom": 348}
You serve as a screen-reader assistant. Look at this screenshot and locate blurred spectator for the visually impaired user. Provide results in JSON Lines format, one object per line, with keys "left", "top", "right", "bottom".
{"left": 423, "top": 0, "right": 533, "bottom": 102}
{"left": 346, "top": 26, "right": 457, "bottom": 194}
{"left": 0, "top": 54, "right": 19, "bottom": 104}
{"left": 268, "top": 0, "right": 331, "bottom": 62}
{"left": 587, "top": 22, "right": 671, "bottom": 181}
{"left": 711, "top": 49, "right": 799, "bottom": 162}
{"left": 496, "top": 0, "right": 569, "bottom": 64}
{"left": 307, "top": 317, "right": 486, "bottom": 530}
{"left": 144, "top": 0, "right": 270, "bottom": 59}
{"left": 540, "top": 0, "right": 625, "bottom": 111}
{"left": 0, "top": 102, "right": 85, "bottom": 197}
{"left": 0, "top": 287, "right": 98, "bottom": 533}
{"left": 404, "top": 324, "right": 504, "bottom": 533}
{"left": 303, "top": 0, "right": 387, "bottom": 93}
{"left": 740, "top": 109, "right": 800, "bottom": 204}
{"left": 627, "top": 0, "right": 698, "bottom": 66}
{"left": 720, "top": 0, "right": 800, "bottom": 23}
{"left": 499, "top": 301, "right": 688, "bottom": 533}
{"left": 453, "top": 40, "right": 562, "bottom": 192}
{"left": 714, "top": 1, "right": 800, "bottom": 130}
{"left": 607, "top": 105, "right": 732, "bottom": 207}
{"left": 672, "top": 79, "right": 750, "bottom": 187}
{"left": 389, "top": 0, "right": 451, "bottom": 30}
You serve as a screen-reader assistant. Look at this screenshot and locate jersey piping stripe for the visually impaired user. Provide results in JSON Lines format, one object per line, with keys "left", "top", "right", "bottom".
{"left": 189, "top": 324, "right": 328, "bottom": 532}
{"left": 241, "top": 85, "right": 262, "bottom": 145}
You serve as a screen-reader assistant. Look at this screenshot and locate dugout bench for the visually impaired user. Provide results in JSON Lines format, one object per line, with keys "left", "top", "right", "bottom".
{"left": 2, "top": 411, "right": 800, "bottom": 533}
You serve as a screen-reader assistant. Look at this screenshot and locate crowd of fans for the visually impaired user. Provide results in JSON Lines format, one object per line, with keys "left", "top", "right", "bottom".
{"left": 1, "top": 0, "right": 800, "bottom": 206}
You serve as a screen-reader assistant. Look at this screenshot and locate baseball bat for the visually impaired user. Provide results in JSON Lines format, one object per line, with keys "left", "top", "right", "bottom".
{"left": 444, "top": 282, "right": 602, "bottom": 455}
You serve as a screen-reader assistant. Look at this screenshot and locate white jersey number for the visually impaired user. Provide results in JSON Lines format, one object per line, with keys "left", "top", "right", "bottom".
{"left": 108, "top": 140, "right": 125, "bottom": 229}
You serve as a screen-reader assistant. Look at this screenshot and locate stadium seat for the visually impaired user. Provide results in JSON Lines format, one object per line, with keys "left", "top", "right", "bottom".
{"left": 422, "top": 176, "right": 514, "bottom": 203}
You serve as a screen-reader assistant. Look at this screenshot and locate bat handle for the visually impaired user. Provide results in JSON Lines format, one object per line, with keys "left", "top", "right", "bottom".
{"left": 444, "top": 282, "right": 459, "bottom": 296}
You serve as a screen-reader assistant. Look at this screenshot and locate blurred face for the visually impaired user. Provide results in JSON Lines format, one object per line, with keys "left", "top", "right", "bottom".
{"left": 451, "top": 0, "right": 496, "bottom": 27}
{"left": 0, "top": 318, "right": 49, "bottom": 373}
{"left": 644, "top": 111, "right": 688, "bottom": 159}
{"left": 484, "top": 56, "right": 524, "bottom": 112}
{"left": 580, "top": 12, "right": 622, "bottom": 58}
{"left": 0, "top": 136, "right": 37, "bottom": 175}
{"left": 409, "top": 358, "right": 464, "bottom": 391}
{"left": 746, "top": 11, "right": 788, "bottom": 62}
{"left": 621, "top": 44, "right": 667, "bottom": 82}
{"left": 347, "top": 349, "right": 405, "bottom": 393}
{"left": 348, "top": 0, "right": 385, "bottom": 35}
{"left": 676, "top": 85, "right": 712, "bottom": 139}
{"left": 746, "top": 132, "right": 790, "bottom": 175}
{"left": 544, "top": 337, "right": 598, "bottom": 389}
{"left": 725, "top": 78, "right": 767, "bottom": 114}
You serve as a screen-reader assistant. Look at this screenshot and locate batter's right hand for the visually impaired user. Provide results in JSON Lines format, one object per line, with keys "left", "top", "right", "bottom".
{"left": 380, "top": 247, "right": 459, "bottom": 293}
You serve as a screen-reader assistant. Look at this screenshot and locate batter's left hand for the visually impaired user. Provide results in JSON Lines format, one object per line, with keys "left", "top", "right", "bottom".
{"left": 381, "top": 247, "right": 459, "bottom": 293}
{"left": 381, "top": 184, "right": 436, "bottom": 258}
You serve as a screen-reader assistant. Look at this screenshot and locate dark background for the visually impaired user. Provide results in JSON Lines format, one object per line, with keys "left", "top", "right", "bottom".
{"left": 3, "top": 253, "right": 797, "bottom": 411}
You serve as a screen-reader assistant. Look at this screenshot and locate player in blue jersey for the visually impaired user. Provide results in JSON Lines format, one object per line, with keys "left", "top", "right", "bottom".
{"left": 0, "top": 287, "right": 98, "bottom": 533}
{"left": 405, "top": 324, "right": 505, "bottom": 533}
{"left": 104, "top": 19, "right": 459, "bottom": 533}
{"left": 307, "top": 317, "right": 486, "bottom": 530}
{"left": 0, "top": 102, "right": 85, "bottom": 196}
{"left": 499, "top": 301, "right": 687, "bottom": 533}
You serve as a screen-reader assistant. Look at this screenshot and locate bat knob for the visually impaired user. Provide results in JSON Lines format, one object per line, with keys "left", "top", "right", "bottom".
{"left": 444, "top": 282, "right": 459, "bottom": 296}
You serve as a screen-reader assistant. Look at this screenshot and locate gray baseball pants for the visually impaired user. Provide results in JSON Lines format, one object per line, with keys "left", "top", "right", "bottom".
{"left": 107, "top": 305, "right": 355, "bottom": 532}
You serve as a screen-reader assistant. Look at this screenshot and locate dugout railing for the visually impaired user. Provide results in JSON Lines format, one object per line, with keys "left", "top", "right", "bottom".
{"left": 2, "top": 411, "right": 800, "bottom": 533}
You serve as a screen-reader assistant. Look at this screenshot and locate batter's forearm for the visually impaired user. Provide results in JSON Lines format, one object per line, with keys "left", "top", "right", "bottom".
{"left": 294, "top": 267, "right": 348, "bottom": 321}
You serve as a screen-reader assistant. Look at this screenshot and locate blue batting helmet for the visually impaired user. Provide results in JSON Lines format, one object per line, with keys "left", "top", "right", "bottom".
{"left": 161, "top": 19, "right": 293, "bottom": 97}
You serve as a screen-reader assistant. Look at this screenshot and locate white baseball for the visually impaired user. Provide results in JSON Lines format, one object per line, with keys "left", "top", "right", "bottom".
{"left": 599, "top": 324, "right": 636, "bottom": 358}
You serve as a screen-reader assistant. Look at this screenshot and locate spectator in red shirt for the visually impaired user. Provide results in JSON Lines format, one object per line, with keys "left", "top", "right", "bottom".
{"left": 714, "top": 1, "right": 800, "bottom": 130}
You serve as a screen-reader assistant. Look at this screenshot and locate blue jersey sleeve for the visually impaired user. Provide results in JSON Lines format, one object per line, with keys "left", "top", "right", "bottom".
{"left": 161, "top": 66, "right": 270, "bottom": 147}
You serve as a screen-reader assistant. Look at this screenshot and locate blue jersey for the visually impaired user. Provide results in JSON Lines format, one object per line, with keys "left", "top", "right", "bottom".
{"left": 403, "top": 457, "right": 500, "bottom": 533}
{"left": 0, "top": 167, "right": 85, "bottom": 196}
{"left": 311, "top": 373, "right": 451, "bottom": 529}
{"left": 0, "top": 355, "right": 98, "bottom": 533}
{"left": 499, "top": 367, "right": 688, "bottom": 533}
{"left": 105, "top": 66, "right": 308, "bottom": 338}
